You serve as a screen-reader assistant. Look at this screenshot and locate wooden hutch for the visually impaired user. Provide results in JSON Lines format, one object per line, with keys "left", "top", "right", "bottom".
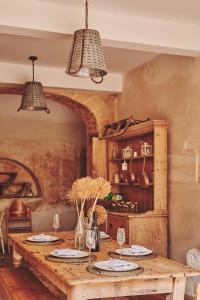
{"left": 99, "top": 119, "right": 169, "bottom": 257}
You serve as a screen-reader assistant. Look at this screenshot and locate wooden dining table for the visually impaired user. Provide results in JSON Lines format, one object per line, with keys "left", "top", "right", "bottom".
{"left": 9, "top": 231, "right": 200, "bottom": 300}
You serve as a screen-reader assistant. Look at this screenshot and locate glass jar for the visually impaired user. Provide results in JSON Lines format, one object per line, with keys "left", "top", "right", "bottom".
{"left": 123, "top": 146, "right": 133, "bottom": 159}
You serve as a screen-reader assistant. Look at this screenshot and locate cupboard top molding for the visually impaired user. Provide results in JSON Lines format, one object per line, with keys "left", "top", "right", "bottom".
{"left": 100, "top": 120, "right": 170, "bottom": 141}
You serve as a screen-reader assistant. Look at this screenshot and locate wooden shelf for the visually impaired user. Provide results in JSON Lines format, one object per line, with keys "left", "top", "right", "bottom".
{"left": 110, "top": 154, "right": 154, "bottom": 162}
{"left": 111, "top": 182, "right": 154, "bottom": 187}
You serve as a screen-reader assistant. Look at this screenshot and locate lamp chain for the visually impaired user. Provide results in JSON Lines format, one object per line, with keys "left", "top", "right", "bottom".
{"left": 85, "top": 0, "right": 88, "bottom": 29}
{"left": 32, "top": 59, "right": 35, "bottom": 82}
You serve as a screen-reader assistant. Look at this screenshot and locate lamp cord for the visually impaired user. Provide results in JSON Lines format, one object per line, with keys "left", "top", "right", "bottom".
{"left": 85, "top": 0, "right": 88, "bottom": 29}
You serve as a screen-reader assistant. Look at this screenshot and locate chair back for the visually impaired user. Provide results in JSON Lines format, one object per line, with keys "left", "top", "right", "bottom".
{"left": 0, "top": 212, "right": 5, "bottom": 227}
{"left": 9, "top": 199, "right": 29, "bottom": 217}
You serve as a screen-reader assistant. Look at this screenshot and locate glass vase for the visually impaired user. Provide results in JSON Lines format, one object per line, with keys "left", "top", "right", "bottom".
{"left": 74, "top": 211, "right": 85, "bottom": 250}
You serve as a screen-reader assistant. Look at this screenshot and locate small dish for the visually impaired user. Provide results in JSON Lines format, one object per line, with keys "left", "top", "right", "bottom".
{"left": 115, "top": 248, "right": 152, "bottom": 256}
{"left": 94, "top": 259, "right": 139, "bottom": 272}
{"left": 27, "top": 234, "right": 58, "bottom": 242}
{"left": 50, "top": 248, "right": 89, "bottom": 258}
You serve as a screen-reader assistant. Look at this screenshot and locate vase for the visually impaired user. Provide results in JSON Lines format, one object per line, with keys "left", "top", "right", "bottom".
{"left": 74, "top": 211, "right": 85, "bottom": 250}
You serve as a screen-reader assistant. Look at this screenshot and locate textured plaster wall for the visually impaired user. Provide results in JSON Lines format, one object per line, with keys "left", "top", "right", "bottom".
{"left": 119, "top": 54, "right": 200, "bottom": 263}
{"left": 0, "top": 94, "right": 87, "bottom": 207}
{"left": 45, "top": 88, "right": 117, "bottom": 132}
{"left": 0, "top": 90, "right": 117, "bottom": 209}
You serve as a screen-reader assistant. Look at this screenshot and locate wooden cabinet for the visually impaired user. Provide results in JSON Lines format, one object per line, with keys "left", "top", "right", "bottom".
{"left": 107, "top": 214, "right": 129, "bottom": 243}
{"left": 106, "top": 211, "right": 167, "bottom": 256}
{"left": 102, "top": 120, "right": 169, "bottom": 257}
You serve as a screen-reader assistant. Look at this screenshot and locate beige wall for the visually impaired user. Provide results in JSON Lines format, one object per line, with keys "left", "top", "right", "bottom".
{"left": 119, "top": 54, "right": 200, "bottom": 263}
{"left": 0, "top": 94, "right": 87, "bottom": 206}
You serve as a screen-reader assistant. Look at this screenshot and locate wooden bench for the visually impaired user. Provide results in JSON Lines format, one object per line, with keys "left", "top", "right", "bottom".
{"left": 0, "top": 267, "right": 60, "bottom": 300}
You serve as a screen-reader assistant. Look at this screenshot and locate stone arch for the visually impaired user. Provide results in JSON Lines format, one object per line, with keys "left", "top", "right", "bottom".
{"left": 0, "top": 85, "right": 98, "bottom": 136}
{"left": 0, "top": 84, "right": 99, "bottom": 174}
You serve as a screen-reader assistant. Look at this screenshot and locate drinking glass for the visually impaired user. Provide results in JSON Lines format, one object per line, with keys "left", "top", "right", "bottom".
{"left": 86, "top": 229, "right": 95, "bottom": 266}
{"left": 76, "top": 219, "right": 84, "bottom": 251}
{"left": 52, "top": 214, "right": 60, "bottom": 232}
{"left": 117, "top": 227, "right": 126, "bottom": 259}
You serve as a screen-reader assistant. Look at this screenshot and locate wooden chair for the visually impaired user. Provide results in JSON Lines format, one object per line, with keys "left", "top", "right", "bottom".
{"left": 5, "top": 200, "right": 32, "bottom": 253}
{"left": 0, "top": 211, "right": 5, "bottom": 254}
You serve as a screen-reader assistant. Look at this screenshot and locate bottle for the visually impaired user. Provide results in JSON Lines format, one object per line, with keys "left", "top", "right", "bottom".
{"left": 112, "top": 145, "right": 118, "bottom": 159}
{"left": 91, "top": 211, "right": 100, "bottom": 252}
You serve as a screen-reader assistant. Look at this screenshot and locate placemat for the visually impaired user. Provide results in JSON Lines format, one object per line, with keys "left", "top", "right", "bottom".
{"left": 100, "top": 237, "right": 113, "bottom": 242}
{"left": 45, "top": 254, "right": 97, "bottom": 263}
{"left": 108, "top": 251, "right": 157, "bottom": 261}
{"left": 86, "top": 265, "right": 144, "bottom": 277}
{"left": 23, "top": 238, "right": 65, "bottom": 246}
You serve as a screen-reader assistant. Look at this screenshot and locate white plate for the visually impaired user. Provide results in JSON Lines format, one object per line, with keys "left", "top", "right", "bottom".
{"left": 115, "top": 248, "right": 152, "bottom": 256}
{"left": 27, "top": 234, "right": 58, "bottom": 242}
{"left": 50, "top": 249, "right": 89, "bottom": 258}
{"left": 94, "top": 260, "right": 139, "bottom": 272}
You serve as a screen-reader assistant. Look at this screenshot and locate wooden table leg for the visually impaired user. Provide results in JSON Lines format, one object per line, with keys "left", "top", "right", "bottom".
{"left": 194, "top": 281, "right": 200, "bottom": 300}
{"left": 12, "top": 243, "right": 23, "bottom": 268}
{"left": 166, "top": 277, "right": 186, "bottom": 300}
{"left": 67, "top": 285, "right": 88, "bottom": 300}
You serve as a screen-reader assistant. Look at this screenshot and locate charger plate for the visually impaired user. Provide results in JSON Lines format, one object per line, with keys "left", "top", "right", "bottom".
{"left": 45, "top": 254, "right": 97, "bottom": 263}
{"left": 23, "top": 239, "right": 64, "bottom": 246}
{"left": 86, "top": 265, "right": 144, "bottom": 277}
{"left": 108, "top": 251, "right": 157, "bottom": 261}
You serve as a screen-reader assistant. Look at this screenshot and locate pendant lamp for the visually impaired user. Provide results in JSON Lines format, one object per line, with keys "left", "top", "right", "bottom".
{"left": 17, "top": 56, "right": 50, "bottom": 113}
{"left": 65, "top": 0, "right": 107, "bottom": 83}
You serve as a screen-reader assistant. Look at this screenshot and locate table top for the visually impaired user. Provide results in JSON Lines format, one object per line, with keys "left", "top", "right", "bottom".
{"left": 9, "top": 231, "right": 200, "bottom": 287}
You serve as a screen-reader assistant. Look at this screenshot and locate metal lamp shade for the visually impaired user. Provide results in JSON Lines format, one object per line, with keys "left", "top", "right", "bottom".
{"left": 18, "top": 81, "right": 50, "bottom": 113}
{"left": 66, "top": 29, "right": 107, "bottom": 81}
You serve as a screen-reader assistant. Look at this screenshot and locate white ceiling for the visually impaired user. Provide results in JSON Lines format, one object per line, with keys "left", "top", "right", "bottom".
{"left": 35, "top": 0, "right": 200, "bottom": 24}
{"left": 0, "top": 33, "right": 156, "bottom": 73}
{"left": 0, "top": 0, "right": 200, "bottom": 91}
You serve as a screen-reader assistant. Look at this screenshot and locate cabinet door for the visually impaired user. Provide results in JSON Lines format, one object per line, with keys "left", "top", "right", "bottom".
{"left": 107, "top": 214, "right": 129, "bottom": 243}
{"left": 129, "top": 216, "right": 167, "bottom": 257}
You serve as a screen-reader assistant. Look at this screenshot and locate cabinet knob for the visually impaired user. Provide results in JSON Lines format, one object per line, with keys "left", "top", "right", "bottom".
{"left": 109, "top": 223, "right": 112, "bottom": 228}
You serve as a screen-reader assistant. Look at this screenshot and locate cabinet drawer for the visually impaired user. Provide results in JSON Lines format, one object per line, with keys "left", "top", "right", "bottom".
{"left": 107, "top": 214, "right": 129, "bottom": 243}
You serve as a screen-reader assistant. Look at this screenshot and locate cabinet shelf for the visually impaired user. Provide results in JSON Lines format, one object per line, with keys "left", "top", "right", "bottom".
{"left": 111, "top": 182, "right": 154, "bottom": 187}
{"left": 110, "top": 154, "right": 154, "bottom": 162}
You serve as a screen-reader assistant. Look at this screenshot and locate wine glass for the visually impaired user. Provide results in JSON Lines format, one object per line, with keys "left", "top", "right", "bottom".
{"left": 52, "top": 214, "right": 60, "bottom": 232}
{"left": 117, "top": 227, "right": 126, "bottom": 259}
{"left": 86, "top": 229, "right": 95, "bottom": 266}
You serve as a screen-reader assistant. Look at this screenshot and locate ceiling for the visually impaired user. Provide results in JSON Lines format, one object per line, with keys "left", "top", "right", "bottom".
{"left": 0, "top": 0, "right": 200, "bottom": 91}
{"left": 0, "top": 33, "right": 156, "bottom": 73}
{"left": 35, "top": 0, "right": 200, "bottom": 24}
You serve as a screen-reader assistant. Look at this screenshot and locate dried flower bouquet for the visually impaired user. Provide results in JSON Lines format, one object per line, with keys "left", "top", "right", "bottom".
{"left": 68, "top": 176, "right": 111, "bottom": 228}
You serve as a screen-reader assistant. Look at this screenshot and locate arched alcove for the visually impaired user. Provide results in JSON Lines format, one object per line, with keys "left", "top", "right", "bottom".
{"left": 0, "top": 85, "right": 99, "bottom": 175}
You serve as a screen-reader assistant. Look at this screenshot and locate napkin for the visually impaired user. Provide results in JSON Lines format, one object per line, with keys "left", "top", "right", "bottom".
{"left": 106, "top": 259, "right": 133, "bottom": 271}
{"left": 131, "top": 245, "right": 150, "bottom": 254}
{"left": 99, "top": 231, "right": 109, "bottom": 239}
{"left": 53, "top": 248, "right": 78, "bottom": 257}
{"left": 29, "top": 234, "right": 56, "bottom": 242}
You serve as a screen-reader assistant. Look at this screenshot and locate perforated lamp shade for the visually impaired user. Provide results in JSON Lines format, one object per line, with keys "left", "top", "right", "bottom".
{"left": 17, "top": 56, "right": 50, "bottom": 113}
{"left": 18, "top": 81, "right": 50, "bottom": 113}
{"left": 66, "top": 29, "right": 107, "bottom": 83}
